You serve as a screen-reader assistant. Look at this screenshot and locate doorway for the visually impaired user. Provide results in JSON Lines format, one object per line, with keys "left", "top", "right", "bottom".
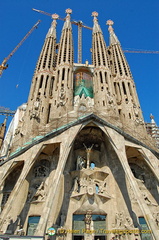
{"left": 95, "top": 236, "right": 106, "bottom": 240}
{"left": 74, "top": 236, "right": 84, "bottom": 240}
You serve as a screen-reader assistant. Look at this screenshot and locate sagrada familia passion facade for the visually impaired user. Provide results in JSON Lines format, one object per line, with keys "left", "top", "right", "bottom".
{"left": 0, "top": 9, "right": 159, "bottom": 240}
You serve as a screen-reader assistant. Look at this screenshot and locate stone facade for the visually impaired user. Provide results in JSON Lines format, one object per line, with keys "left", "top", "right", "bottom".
{"left": 0, "top": 9, "right": 159, "bottom": 240}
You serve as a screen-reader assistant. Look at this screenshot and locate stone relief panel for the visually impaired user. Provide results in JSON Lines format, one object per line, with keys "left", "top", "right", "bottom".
{"left": 128, "top": 160, "right": 159, "bottom": 207}
{"left": 113, "top": 212, "right": 134, "bottom": 230}
{"left": 27, "top": 159, "right": 50, "bottom": 203}
{"left": 71, "top": 172, "right": 110, "bottom": 200}
{"left": 27, "top": 182, "right": 46, "bottom": 202}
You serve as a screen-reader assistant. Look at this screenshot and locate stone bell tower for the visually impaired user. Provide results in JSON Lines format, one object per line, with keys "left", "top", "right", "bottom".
{"left": 92, "top": 12, "right": 118, "bottom": 117}
{"left": 106, "top": 20, "right": 146, "bottom": 137}
{"left": 0, "top": 9, "right": 159, "bottom": 240}
{"left": 19, "top": 9, "right": 74, "bottom": 141}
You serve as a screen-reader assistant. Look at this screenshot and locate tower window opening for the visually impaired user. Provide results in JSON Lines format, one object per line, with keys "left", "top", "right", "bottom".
{"left": 114, "top": 82, "right": 117, "bottom": 94}
{"left": 62, "top": 68, "right": 65, "bottom": 81}
{"left": 44, "top": 75, "right": 49, "bottom": 95}
{"left": 46, "top": 104, "right": 51, "bottom": 124}
{"left": 128, "top": 82, "right": 133, "bottom": 96}
{"left": 129, "top": 113, "right": 131, "bottom": 119}
{"left": 49, "top": 77, "right": 54, "bottom": 96}
{"left": 118, "top": 109, "right": 121, "bottom": 115}
{"left": 39, "top": 75, "right": 44, "bottom": 89}
{"left": 103, "top": 101, "right": 105, "bottom": 106}
{"left": 125, "top": 98, "right": 128, "bottom": 103}
{"left": 105, "top": 72, "right": 107, "bottom": 84}
{"left": 122, "top": 82, "right": 127, "bottom": 95}
{"left": 99, "top": 72, "right": 103, "bottom": 83}
{"left": 56, "top": 70, "right": 60, "bottom": 90}
{"left": 108, "top": 50, "right": 111, "bottom": 55}
{"left": 117, "top": 83, "right": 122, "bottom": 96}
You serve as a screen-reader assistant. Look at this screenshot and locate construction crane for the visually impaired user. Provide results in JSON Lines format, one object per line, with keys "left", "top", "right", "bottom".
{"left": 123, "top": 49, "right": 159, "bottom": 54}
{"left": 0, "top": 20, "right": 41, "bottom": 77}
{"left": 0, "top": 107, "right": 15, "bottom": 117}
{"left": 32, "top": 8, "right": 92, "bottom": 64}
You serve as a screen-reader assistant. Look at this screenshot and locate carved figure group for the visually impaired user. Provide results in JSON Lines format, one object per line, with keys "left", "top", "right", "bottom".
{"left": 114, "top": 212, "right": 134, "bottom": 230}
{"left": 28, "top": 182, "right": 46, "bottom": 202}
{"left": 72, "top": 176, "right": 108, "bottom": 196}
{"left": 30, "top": 98, "right": 41, "bottom": 120}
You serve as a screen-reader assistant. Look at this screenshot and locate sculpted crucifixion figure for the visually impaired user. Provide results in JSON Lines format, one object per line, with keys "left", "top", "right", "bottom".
{"left": 83, "top": 143, "right": 94, "bottom": 169}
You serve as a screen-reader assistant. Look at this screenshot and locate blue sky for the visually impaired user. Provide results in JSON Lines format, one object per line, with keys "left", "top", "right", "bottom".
{"left": 0, "top": 0, "right": 159, "bottom": 128}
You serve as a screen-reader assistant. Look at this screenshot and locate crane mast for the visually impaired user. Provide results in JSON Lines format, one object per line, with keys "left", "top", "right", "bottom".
{"left": 0, "top": 20, "right": 41, "bottom": 77}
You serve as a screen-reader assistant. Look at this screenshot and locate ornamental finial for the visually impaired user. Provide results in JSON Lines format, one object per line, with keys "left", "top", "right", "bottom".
{"left": 92, "top": 11, "right": 98, "bottom": 18}
{"left": 106, "top": 19, "right": 114, "bottom": 26}
{"left": 51, "top": 13, "right": 59, "bottom": 20}
{"left": 106, "top": 19, "right": 114, "bottom": 32}
{"left": 150, "top": 114, "right": 154, "bottom": 119}
{"left": 65, "top": 8, "right": 72, "bottom": 14}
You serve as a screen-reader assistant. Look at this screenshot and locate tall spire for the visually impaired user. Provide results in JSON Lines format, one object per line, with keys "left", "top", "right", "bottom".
{"left": 49, "top": 8, "right": 74, "bottom": 119}
{"left": 62, "top": 8, "right": 72, "bottom": 30}
{"left": 92, "top": 11, "right": 109, "bottom": 68}
{"left": 92, "top": 12, "right": 118, "bottom": 115}
{"left": 35, "top": 14, "right": 58, "bottom": 74}
{"left": 106, "top": 19, "right": 146, "bottom": 135}
{"left": 106, "top": 19, "right": 132, "bottom": 78}
{"left": 57, "top": 8, "right": 73, "bottom": 65}
{"left": 21, "top": 14, "right": 59, "bottom": 136}
{"left": 106, "top": 20, "right": 120, "bottom": 45}
{"left": 46, "top": 13, "right": 59, "bottom": 38}
{"left": 92, "top": 11, "right": 102, "bottom": 33}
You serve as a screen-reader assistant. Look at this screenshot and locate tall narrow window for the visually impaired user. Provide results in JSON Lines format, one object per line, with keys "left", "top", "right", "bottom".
{"left": 44, "top": 75, "right": 49, "bottom": 96}
{"left": 104, "top": 72, "right": 107, "bottom": 84}
{"left": 39, "top": 75, "right": 44, "bottom": 89}
{"left": 138, "top": 217, "right": 152, "bottom": 240}
{"left": 46, "top": 104, "right": 51, "bottom": 124}
{"left": 99, "top": 71, "right": 103, "bottom": 83}
{"left": 49, "top": 77, "right": 54, "bottom": 96}
{"left": 122, "top": 82, "right": 127, "bottom": 95}
{"left": 27, "top": 216, "right": 40, "bottom": 235}
{"left": 62, "top": 68, "right": 65, "bottom": 81}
